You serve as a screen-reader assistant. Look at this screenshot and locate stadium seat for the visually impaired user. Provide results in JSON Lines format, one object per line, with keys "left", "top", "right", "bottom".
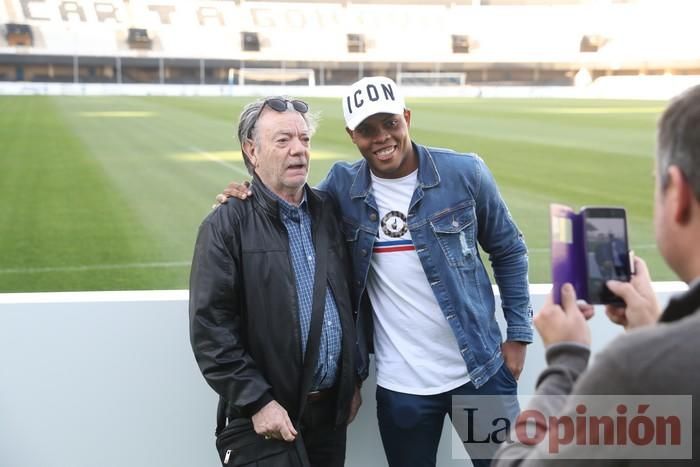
{"left": 241, "top": 32, "right": 260, "bottom": 52}
{"left": 127, "top": 28, "right": 152, "bottom": 50}
{"left": 347, "top": 34, "right": 366, "bottom": 54}
{"left": 452, "top": 35, "right": 471, "bottom": 54}
{"left": 5, "top": 23, "right": 33, "bottom": 47}
{"left": 580, "top": 34, "right": 608, "bottom": 53}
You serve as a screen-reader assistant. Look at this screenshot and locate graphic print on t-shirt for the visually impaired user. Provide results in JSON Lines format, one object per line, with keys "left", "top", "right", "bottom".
{"left": 374, "top": 210, "right": 413, "bottom": 253}
{"left": 381, "top": 210, "right": 408, "bottom": 238}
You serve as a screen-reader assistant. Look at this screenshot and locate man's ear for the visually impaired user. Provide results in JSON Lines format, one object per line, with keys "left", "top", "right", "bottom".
{"left": 345, "top": 127, "right": 355, "bottom": 143}
{"left": 666, "top": 165, "right": 692, "bottom": 225}
{"left": 243, "top": 138, "right": 257, "bottom": 168}
{"left": 404, "top": 109, "right": 412, "bottom": 128}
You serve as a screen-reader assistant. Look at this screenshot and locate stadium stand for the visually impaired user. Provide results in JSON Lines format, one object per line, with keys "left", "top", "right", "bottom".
{"left": 0, "top": 0, "right": 698, "bottom": 86}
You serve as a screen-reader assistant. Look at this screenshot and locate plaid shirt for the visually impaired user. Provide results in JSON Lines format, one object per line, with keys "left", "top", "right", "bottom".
{"left": 261, "top": 184, "right": 342, "bottom": 390}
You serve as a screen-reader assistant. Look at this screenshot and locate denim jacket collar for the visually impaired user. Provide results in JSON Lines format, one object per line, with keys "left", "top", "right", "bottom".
{"left": 348, "top": 142, "right": 441, "bottom": 199}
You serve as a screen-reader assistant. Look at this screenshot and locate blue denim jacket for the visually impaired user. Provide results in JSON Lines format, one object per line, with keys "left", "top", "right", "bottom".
{"left": 316, "top": 143, "right": 533, "bottom": 388}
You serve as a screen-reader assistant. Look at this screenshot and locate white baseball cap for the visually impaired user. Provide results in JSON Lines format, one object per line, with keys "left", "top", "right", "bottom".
{"left": 342, "top": 76, "right": 406, "bottom": 130}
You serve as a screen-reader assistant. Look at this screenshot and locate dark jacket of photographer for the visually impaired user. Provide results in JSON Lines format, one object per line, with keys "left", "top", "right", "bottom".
{"left": 189, "top": 179, "right": 357, "bottom": 426}
{"left": 493, "top": 281, "right": 700, "bottom": 466}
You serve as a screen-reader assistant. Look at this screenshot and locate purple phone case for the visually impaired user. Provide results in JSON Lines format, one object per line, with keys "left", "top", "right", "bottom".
{"left": 550, "top": 204, "right": 587, "bottom": 304}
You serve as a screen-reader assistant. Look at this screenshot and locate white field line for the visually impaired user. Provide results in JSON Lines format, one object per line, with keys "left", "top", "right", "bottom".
{"left": 528, "top": 244, "right": 657, "bottom": 254}
{"left": 0, "top": 261, "right": 190, "bottom": 274}
{"left": 189, "top": 146, "right": 250, "bottom": 177}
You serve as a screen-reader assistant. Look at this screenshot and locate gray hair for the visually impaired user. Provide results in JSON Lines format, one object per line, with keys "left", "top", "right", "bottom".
{"left": 236, "top": 96, "right": 319, "bottom": 175}
{"left": 657, "top": 85, "right": 700, "bottom": 200}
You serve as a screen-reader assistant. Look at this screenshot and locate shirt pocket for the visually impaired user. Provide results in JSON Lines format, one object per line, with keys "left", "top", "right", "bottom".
{"left": 429, "top": 203, "right": 477, "bottom": 269}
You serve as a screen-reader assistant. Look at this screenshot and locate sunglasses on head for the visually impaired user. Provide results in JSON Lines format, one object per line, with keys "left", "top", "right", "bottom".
{"left": 264, "top": 98, "right": 308, "bottom": 114}
{"left": 248, "top": 98, "right": 309, "bottom": 138}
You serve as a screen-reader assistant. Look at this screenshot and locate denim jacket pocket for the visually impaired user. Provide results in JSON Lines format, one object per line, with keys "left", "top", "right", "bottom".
{"left": 430, "top": 204, "right": 477, "bottom": 269}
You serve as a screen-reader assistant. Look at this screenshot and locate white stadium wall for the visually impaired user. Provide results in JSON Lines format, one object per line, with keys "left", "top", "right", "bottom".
{"left": 0, "top": 283, "right": 687, "bottom": 467}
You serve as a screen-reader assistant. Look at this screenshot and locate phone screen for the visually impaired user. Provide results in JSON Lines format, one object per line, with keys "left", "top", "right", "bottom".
{"left": 582, "top": 207, "right": 631, "bottom": 304}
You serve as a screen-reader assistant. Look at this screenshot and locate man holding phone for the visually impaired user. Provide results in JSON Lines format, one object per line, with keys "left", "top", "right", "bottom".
{"left": 494, "top": 85, "right": 700, "bottom": 465}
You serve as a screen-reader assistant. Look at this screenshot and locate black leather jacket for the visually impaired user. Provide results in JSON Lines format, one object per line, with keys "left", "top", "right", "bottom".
{"left": 189, "top": 179, "right": 356, "bottom": 425}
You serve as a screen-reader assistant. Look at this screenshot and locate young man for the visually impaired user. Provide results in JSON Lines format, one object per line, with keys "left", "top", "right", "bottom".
{"left": 190, "top": 97, "right": 360, "bottom": 467}
{"left": 493, "top": 85, "right": 700, "bottom": 466}
{"left": 220, "top": 77, "right": 533, "bottom": 466}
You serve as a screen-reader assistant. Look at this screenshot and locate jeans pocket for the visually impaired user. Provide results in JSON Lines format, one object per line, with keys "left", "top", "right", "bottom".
{"left": 500, "top": 363, "right": 518, "bottom": 386}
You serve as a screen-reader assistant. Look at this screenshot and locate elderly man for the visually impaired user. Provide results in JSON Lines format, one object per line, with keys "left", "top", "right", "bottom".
{"left": 219, "top": 77, "right": 533, "bottom": 467}
{"left": 189, "top": 97, "right": 360, "bottom": 467}
{"left": 493, "top": 85, "right": 700, "bottom": 465}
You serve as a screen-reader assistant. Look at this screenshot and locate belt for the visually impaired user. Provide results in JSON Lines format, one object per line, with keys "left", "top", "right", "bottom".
{"left": 306, "top": 388, "right": 334, "bottom": 402}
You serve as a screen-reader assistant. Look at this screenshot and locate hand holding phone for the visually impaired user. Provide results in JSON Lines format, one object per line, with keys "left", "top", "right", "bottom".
{"left": 604, "top": 256, "right": 662, "bottom": 330}
{"left": 550, "top": 204, "right": 632, "bottom": 305}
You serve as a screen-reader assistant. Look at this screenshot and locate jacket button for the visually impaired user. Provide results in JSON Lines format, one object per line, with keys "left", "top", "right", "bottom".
{"left": 355, "top": 280, "right": 361, "bottom": 287}
{"left": 369, "top": 213, "right": 377, "bottom": 221}
{"left": 361, "top": 249, "right": 368, "bottom": 256}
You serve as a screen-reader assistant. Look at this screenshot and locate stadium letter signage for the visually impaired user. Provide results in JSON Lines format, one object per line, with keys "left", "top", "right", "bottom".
{"left": 345, "top": 82, "right": 397, "bottom": 116}
{"left": 19, "top": 0, "right": 123, "bottom": 23}
{"left": 147, "top": 4, "right": 175, "bottom": 25}
{"left": 59, "top": 1, "right": 86, "bottom": 22}
{"left": 20, "top": 0, "right": 49, "bottom": 21}
{"left": 15, "top": 1, "right": 235, "bottom": 26}
{"left": 94, "top": 2, "right": 120, "bottom": 23}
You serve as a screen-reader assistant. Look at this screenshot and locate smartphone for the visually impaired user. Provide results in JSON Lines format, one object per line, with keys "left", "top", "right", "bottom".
{"left": 581, "top": 207, "right": 631, "bottom": 304}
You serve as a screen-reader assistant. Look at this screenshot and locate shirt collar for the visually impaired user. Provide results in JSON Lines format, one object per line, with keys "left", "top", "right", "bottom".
{"left": 256, "top": 180, "right": 308, "bottom": 222}
{"left": 659, "top": 278, "right": 700, "bottom": 323}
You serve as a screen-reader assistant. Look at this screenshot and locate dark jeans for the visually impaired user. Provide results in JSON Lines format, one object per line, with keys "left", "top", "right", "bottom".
{"left": 300, "top": 395, "right": 347, "bottom": 467}
{"left": 377, "top": 363, "right": 520, "bottom": 467}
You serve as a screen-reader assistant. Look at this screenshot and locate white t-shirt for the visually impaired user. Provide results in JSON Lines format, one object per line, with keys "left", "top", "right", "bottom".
{"left": 368, "top": 170, "right": 470, "bottom": 395}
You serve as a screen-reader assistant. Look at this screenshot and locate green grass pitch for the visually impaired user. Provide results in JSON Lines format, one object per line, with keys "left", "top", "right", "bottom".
{"left": 0, "top": 95, "right": 672, "bottom": 292}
